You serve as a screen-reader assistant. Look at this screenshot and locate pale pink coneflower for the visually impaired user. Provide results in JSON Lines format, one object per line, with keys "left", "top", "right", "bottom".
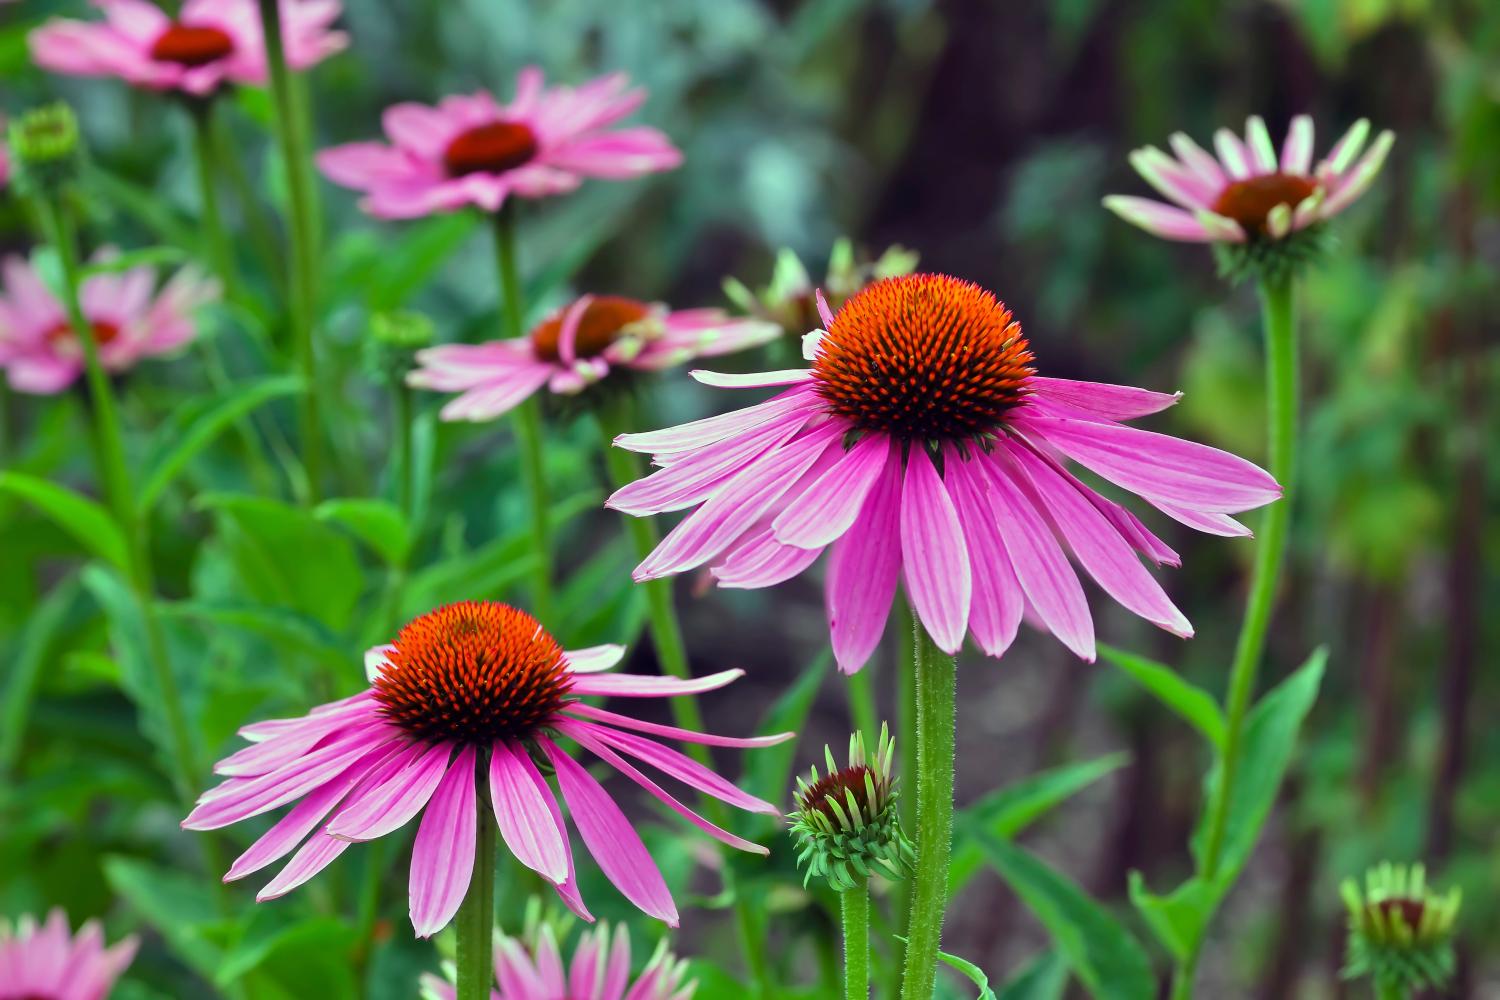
{"left": 182, "top": 602, "right": 787, "bottom": 936}
{"left": 316, "top": 68, "right": 681, "bottom": 219}
{"left": 408, "top": 294, "right": 779, "bottom": 422}
{"left": 420, "top": 923, "right": 694, "bottom": 1000}
{"left": 607, "top": 273, "right": 1283, "bottom": 674}
{"left": 0, "top": 253, "right": 219, "bottom": 395}
{"left": 0, "top": 908, "right": 138, "bottom": 1000}
{"left": 29, "top": 0, "right": 347, "bottom": 97}
{"left": 1104, "top": 114, "right": 1393, "bottom": 243}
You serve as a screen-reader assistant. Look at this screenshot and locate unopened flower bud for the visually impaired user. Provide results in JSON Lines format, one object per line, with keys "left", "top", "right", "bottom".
{"left": 8, "top": 103, "right": 83, "bottom": 197}
{"left": 1342, "top": 861, "right": 1461, "bottom": 995}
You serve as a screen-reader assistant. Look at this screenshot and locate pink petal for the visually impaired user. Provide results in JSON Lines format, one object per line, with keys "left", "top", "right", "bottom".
{"left": 325, "top": 741, "right": 452, "bottom": 842}
{"left": 1281, "top": 115, "right": 1315, "bottom": 175}
{"left": 568, "top": 668, "right": 744, "bottom": 699}
{"left": 1150, "top": 500, "right": 1252, "bottom": 537}
{"left": 1102, "top": 196, "right": 1215, "bottom": 242}
{"left": 825, "top": 450, "right": 903, "bottom": 674}
{"left": 541, "top": 738, "right": 678, "bottom": 926}
{"left": 689, "top": 368, "right": 814, "bottom": 388}
{"left": 565, "top": 644, "right": 627, "bottom": 673}
{"left": 612, "top": 386, "right": 817, "bottom": 457}
{"left": 942, "top": 449, "right": 1024, "bottom": 658}
{"left": 489, "top": 741, "right": 570, "bottom": 884}
{"left": 257, "top": 831, "right": 352, "bottom": 901}
{"left": 1027, "top": 377, "right": 1180, "bottom": 421}
{"left": 899, "top": 446, "right": 971, "bottom": 655}
{"left": 710, "top": 525, "right": 824, "bottom": 589}
{"left": 561, "top": 703, "right": 794, "bottom": 748}
{"left": 564, "top": 721, "right": 778, "bottom": 814}
{"left": 409, "top": 746, "right": 479, "bottom": 937}
{"left": 772, "top": 433, "right": 891, "bottom": 548}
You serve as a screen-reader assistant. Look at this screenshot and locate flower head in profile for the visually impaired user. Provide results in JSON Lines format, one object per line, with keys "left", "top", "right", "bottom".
{"left": 421, "top": 923, "right": 695, "bottom": 1000}
{"left": 608, "top": 273, "right": 1281, "bottom": 674}
{"left": 408, "top": 294, "right": 778, "bottom": 422}
{"left": 0, "top": 253, "right": 219, "bottom": 395}
{"left": 183, "top": 601, "right": 787, "bottom": 935}
{"left": 317, "top": 68, "right": 681, "bottom": 219}
{"left": 30, "top": 0, "right": 347, "bottom": 97}
{"left": 1342, "top": 861, "right": 1461, "bottom": 996}
{"left": 0, "top": 908, "right": 138, "bottom": 1000}
{"left": 1104, "top": 115, "right": 1393, "bottom": 263}
{"left": 789, "top": 724, "right": 912, "bottom": 891}
{"left": 723, "top": 238, "right": 919, "bottom": 337}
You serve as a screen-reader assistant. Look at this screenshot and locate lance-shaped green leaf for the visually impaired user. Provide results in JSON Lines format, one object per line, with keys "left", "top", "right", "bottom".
{"left": 1098, "top": 643, "right": 1226, "bottom": 749}
{"left": 0, "top": 472, "right": 128, "bottom": 570}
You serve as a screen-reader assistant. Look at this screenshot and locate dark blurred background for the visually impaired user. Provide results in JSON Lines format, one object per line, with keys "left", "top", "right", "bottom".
{"left": 2, "top": 1, "right": 1497, "bottom": 997}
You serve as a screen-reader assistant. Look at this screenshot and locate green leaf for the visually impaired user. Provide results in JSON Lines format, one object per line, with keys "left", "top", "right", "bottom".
{"left": 85, "top": 165, "right": 198, "bottom": 249}
{"left": 951, "top": 754, "right": 1129, "bottom": 892}
{"left": 139, "top": 375, "right": 304, "bottom": 508}
{"left": 315, "top": 498, "right": 411, "bottom": 568}
{"left": 217, "top": 911, "right": 359, "bottom": 998}
{"left": 744, "top": 652, "right": 828, "bottom": 806}
{"left": 1098, "top": 643, "right": 1226, "bottom": 748}
{"left": 159, "top": 600, "right": 350, "bottom": 671}
{"left": 79, "top": 245, "right": 187, "bottom": 277}
{"left": 976, "top": 834, "right": 1155, "bottom": 1000}
{"left": 0, "top": 472, "right": 128, "bottom": 570}
{"left": 1127, "top": 872, "right": 1216, "bottom": 961}
{"left": 997, "top": 950, "right": 1069, "bottom": 1000}
{"left": 935, "top": 947, "right": 999, "bottom": 999}
{"left": 367, "top": 212, "right": 479, "bottom": 310}
{"left": 0, "top": 575, "right": 80, "bottom": 773}
{"left": 104, "top": 856, "right": 226, "bottom": 980}
{"left": 195, "top": 493, "right": 363, "bottom": 630}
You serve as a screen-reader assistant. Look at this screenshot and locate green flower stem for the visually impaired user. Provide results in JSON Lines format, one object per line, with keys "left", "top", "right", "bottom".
{"left": 842, "top": 883, "right": 871, "bottom": 1000}
{"left": 491, "top": 207, "right": 554, "bottom": 623}
{"left": 1375, "top": 982, "right": 1407, "bottom": 1000}
{"left": 188, "top": 104, "right": 237, "bottom": 300}
{"left": 1172, "top": 274, "right": 1298, "bottom": 1000}
{"left": 595, "top": 397, "right": 772, "bottom": 996}
{"left": 211, "top": 111, "right": 282, "bottom": 288}
{"left": 35, "top": 194, "right": 200, "bottom": 808}
{"left": 455, "top": 785, "right": 497, "bottom": 1000}
{"left": 393, "top": 378, "right": 415, "bottom": 518}
{"left": 256, "top": 0, "right": 324, "bottom": 504}
{"left": 900, "top": 619, "right": 957, "bottom": 1000}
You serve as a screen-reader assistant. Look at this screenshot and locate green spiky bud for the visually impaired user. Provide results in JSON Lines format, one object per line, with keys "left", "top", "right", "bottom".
{"left": 8, "top": 103, "right": 83, "bottom": 198}
{"left": 788, "top": 723, "right": 914, "bottom": 892}
{"left": 364, "top": 309, "right": 435, "bottom": 382}
{"left": 1211, "top": 221, "right": 1333, "bottom": 286}
{"left": 1341, "top": 861, "right": 1461, "bottom": 996}
{"left": 723, "top": 240, "right": 918, "bottom": 335}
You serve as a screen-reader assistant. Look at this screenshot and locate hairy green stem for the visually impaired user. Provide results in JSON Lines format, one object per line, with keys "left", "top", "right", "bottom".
{"left": 900, "top": 621, "right": 957, "bottom": 1000}
{"left": 596, "top": 398, "right": 772, "bottom": 995}
{"left": 1172, "top": 274, "right": 1298, "bottom": 999}
{"left": 256, "top": 0, "right": 323, "bottom": 503}
{"left": 491, "top": 207, "right": 554, "bottom": 622}
{"left": 455, "top": 785, "right": 496, "bottom": 1000}
{"left": 842, "top": 884, "right": 871, "bottom": 1000}
{"left": 36, "top": 195, "right": 200, "bottom": 808}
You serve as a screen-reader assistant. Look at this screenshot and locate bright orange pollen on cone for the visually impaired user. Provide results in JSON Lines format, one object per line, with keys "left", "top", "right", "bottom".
{"left": 372, "top": 601, "right": 572, "bottom": 745}
{"left": 530, "top": 296, "right": 652, "bottom": 363}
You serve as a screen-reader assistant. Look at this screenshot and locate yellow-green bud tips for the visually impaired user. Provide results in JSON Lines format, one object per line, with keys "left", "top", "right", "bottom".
{"left": 1341, "top": 862, "right": 1461, "bottom": 995}
{"left": 8, "top": 103, "right": 82, "bottom": 197}
{"left": 788, "top": 724, "right": 914, "bottom": 892}
{"left": 722, "top": 239, "right": 919, "bottom": 336}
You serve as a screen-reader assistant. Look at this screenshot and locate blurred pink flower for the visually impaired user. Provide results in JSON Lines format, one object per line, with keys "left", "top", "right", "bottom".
{"left": 1104, "top": 115, "right": 1394, "bottom": 242}
{"left": 409, "top": 294, "right": 779, "bottom": 422}
{"left": 183, "top": 602, "right": 787, "bottom": 936}
{"left": 317, "top": 69, "right": 681, "bottom": 219}
{"left": 0, "top": 253, "right": 218, "bottom": 395}
{"left": 0, "top": 908, "right": 138, "bottom": 1000}
{"left": 608, "top": 273, "right": 1283, "bottom": 674}
{"left": 420, "top": 923, "right": 695, "bottom": 1000}
{"left": 29, "top": 0, "right": 347, "bottom": 97}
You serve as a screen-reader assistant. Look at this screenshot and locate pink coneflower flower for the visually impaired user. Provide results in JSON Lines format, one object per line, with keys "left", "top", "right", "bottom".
{"left": 409, "top": 294, "right": 779, "bottom": 422}
{"left": 0, "top": 908, "right": 138, "bottom": 1000}
{"left": 183, "top": 602, "right": 786, "bottom": 935}
{"left": 29, "top": 0, "right": 347, "bottom": 97}
{"left": 1104, "top": 115, "right": 1393, "bottom": 242}
{"left": 316, "top": 69, "right": 681, "bottom": 219}
{"left": 0, "top": 253, "right": 218, "bottom": 395}
{"left": 607, "top": 273, "right": 1282, "bottom": 674}
{"left": 420, "top": 923, "right": 694, "bottom": 1000}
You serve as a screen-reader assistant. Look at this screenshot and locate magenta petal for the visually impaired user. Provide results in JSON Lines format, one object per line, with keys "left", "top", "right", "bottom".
{"left": 825, "top": 451, "right": 903, "bottom": 674}
{"left": 568, "top": 668, "right": 743, "bottom": 699}
{"left": 1005, "top": 440, "right": 1192, "bottom": 638}
{"left": 1150, "top": 500, "right": 1252, "bottom": 537}
{"left": 541, "top": 738, "right": 678, "bottom": 926}
{"left": 489, "top": 741, "right": 570, "bottom": 884}
{"left": 325, "top": 741, "right": 452, "bottom": 842}
{"left": 899, "top": 446, "right": 971, "bottom": 654}
{"left": 566, "top": 721, "right": 778, "bottom": 814}
{"left": 408, "top": 746, "right": 479, "bottom": 937}
{"left": 257, "top": 831, "right": 352, "bottom": 901}
{"left": 710, "top": 526, "right": 824, "bottom": 590}
{"left": 1027, "top": 377, "right": 1180, "bottom": 421}
{"left": 612, "top": 386, "right": 815, "bottom": 457}
{"left": 975, "top": 452, "right": 1096, "bottom": 660}
{"left": 772, "top": 433, "right": 891, "bottom": 548}
{"left": 943, "top": 449, "right": 1024, "bottom": 657}
{"left": 562, "top": 703, "right": 794, "bottom": 748}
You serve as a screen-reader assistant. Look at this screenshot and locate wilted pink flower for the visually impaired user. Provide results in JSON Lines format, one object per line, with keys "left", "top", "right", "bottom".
{"left": 409, "top": 294, "right": 779, "bottom": 422}
{"left": 608, "top": 274, "right": 1282, "bottom": 674}
{"left": 316, "top": 69, "right": 681, "bottom": 219}
{"left": 420, "top": 923, "right": 694, "bottom": 1000}
{"left": 0, "top": 253, "right": 218, "bottom": 395}
{"left": 184, "top": 602, "right": 786, "bottom": 936}
{"left": 0, "top": 909, "right": 138, "bottom": 1000}
{"left": 1104, "top": 115, "right": 1393, "bottom": 242}
{"left": 29, "top": 0, "right": 347, "bottom": 97}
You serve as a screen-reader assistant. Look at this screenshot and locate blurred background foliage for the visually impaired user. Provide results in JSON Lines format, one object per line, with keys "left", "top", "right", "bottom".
{"left": 0, "top": 0, "right": 1497, "bottom": 997}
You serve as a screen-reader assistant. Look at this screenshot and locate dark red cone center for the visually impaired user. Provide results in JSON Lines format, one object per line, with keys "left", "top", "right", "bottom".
{"left": 150, "top": 23, "right": 236, "bottom": 67}
{"left": 1211, "top": 173, "right": 1318, "bottom": 234}
{"left": 442, "top": 122, "right": 539, "bottom": 177}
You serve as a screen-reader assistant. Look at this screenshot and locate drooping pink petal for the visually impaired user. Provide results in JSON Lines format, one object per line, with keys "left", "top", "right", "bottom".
{"left": 1027, "top": 377, "right": 1180, "bottom": 421}
{"left": 613, "top": 385, "right": 817, "bottom": 457}
{"left": 899, "top": 445, "right": 971, "bottom": 654}
{"left": 1149, "top": 499, "right": 1252, "bottom": 537}
{"left": 568, "top": 668, "right": 744, "bottom": 699}
{"left": 826, "top": 449, "right": 903, "bottom": 674}
{"left": 409, "top": 745, "right": 479, "bottom": 937}
{"left": 565, "top": 721, "right": 778, "bottom": 814}
{"left": 1102, "top": 196, "right": 1215, "bottom": 242}
{"left": 489, "top": 741, "right": 569, "bottom": 884}
{"left": 773, "top": 433, "right": 891, "bottom": 548}
{"left": 710, "top": 525, "right": 824, "bottom": 589}
{"left": 257, "top": 831, "right": 352, "bottom": 901}
{"left": 325, "top": 740, "right": 452, "bottom": 842}
{"left": 541, "top": 738, "right": 678, "bottom": 926}
{"left": 943, "top": 449, "right": 1025, "bottom": 657}
{"left": 561, "top": 703, "right": 794, "bottom": 748}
